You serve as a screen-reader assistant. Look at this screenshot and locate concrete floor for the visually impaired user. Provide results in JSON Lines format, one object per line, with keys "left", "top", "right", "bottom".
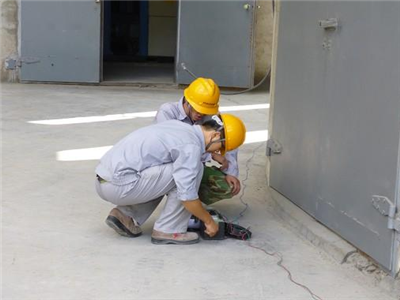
{"left": 2, "top": 83, "right": 396, "bottom": 300}
{"left": 103, "top": 62, "right": 175, "bottom": 83}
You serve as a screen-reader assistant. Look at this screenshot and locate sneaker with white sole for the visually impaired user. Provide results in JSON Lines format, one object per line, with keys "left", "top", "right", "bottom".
{"left": 105, "top": 208, "right": 142, "bottom": 237}
{"left": 151, "top": 229, "right": 199, "bottom": 245}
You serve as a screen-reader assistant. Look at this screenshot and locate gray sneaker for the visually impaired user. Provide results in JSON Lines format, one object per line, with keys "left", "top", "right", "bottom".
{"left": 105, "top": 208, "right": 142, "bottom": 237}
{"left": 151, "top": 230, "right": 199, "bottom": 245}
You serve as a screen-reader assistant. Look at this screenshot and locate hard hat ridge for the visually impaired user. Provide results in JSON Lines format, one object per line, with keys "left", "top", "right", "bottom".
{"left": 184, "top": 77, "right": 220, "bottom": 115}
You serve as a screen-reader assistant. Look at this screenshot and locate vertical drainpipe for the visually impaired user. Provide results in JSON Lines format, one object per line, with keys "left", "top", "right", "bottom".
{"left": 175, "top": 0, "right": 182, "bottom": 83}
{"left": 17, "top": 0, "right": 21, "bottom": 81}
{"left": 266, "top": 0, "right": 280, "bottom": 186}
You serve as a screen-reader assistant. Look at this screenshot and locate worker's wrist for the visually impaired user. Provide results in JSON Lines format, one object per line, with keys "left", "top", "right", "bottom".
{"left": 203, "top": 213, "right": 215, "bottom": 225}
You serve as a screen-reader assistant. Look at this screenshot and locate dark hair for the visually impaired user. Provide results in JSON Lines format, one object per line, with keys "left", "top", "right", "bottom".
{"left": 200, "top": 115, "right": 224, "bottom": 134}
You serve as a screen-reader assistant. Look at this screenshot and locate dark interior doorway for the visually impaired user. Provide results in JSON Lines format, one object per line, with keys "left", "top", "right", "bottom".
{"left": 102, "top": 0, "right": 177, "bottom": 83}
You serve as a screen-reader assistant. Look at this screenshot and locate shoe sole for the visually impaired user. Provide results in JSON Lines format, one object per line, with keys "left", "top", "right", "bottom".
{"left": 106, "top": 216, "right": 142, "bottom": 238}
{"left": 151, "top": 237, "right": 199, "bottom": 245}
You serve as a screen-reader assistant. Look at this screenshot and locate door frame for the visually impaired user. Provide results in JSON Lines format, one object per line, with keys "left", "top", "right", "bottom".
{"left": 267, "top": 0, "right": 281, "bottom": 183}
{"left": 393, "top": 131, "right": 400, "bottom": 275}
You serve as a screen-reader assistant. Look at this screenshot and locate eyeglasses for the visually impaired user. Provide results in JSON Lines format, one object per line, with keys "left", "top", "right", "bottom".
{"left": 220, "top": 130, "right": 226, "bottom": 149}
{"left": 221, "top": 139, "right": 225, "bottom": 149}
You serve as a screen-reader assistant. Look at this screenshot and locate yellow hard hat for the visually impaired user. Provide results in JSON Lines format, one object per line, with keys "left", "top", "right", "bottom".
{"left": 184, "top": 78, "right": 220, "bottom": 115}
{"left": 220, "top": 114, "right": 246, "bottom": 155}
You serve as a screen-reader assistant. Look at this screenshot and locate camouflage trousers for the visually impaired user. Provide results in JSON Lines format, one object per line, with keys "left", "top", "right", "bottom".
{"left": 198, "top": 166, "right": 233, "bottom": 205}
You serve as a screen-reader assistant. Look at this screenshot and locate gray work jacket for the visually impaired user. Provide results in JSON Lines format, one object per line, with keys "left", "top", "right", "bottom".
{"left": 96, "top": 120, "right": 205, "bottom": 201}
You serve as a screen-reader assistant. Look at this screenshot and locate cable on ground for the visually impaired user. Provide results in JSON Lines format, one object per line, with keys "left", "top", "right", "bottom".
{"left": 226, "top": 142, "right": 325, "bottom": 300}
{"left": 229, "top": 142, "right": 265, "bottom": 224}
{"left": 248, "top": 242, "right": 324, "bottom": 300}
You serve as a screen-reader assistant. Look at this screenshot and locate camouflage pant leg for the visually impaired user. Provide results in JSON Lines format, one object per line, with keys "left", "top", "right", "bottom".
{"left": 198, "top": 166, "right": 233, "bottom": 205}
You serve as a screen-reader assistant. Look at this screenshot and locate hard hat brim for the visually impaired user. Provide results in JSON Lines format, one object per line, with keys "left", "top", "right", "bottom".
{"left": 220, "top": 114, "right": 246, "bottom": 154}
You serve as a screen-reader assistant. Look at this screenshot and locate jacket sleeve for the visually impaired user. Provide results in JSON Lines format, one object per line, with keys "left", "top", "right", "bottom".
{"left": 170, "top": 144, "right": 203, "bottom": 201}
{"left": 224, "top": 149, "right": 239, "bottom": 177}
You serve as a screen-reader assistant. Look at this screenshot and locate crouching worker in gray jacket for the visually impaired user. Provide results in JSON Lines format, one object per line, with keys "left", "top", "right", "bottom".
{"left": 95, "top": 114, "right": 246, "bottom": 245}
{"left": 155, "top": 78, "right": 242, "bottom": 205}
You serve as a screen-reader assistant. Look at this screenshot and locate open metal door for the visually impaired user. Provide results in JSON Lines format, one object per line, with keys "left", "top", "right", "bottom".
{"left": 20, "top": 0, "right": 101, "bottom": 83}
{"left": 176, "top": 0, "right": 255, "bottom": 88}
{"left": 269, "top": 1, "right": 400, "bottom": 273}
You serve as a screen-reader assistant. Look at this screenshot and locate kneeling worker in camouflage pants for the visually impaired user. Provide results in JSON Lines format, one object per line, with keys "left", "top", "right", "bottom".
{"left": 95, "top": 114, "right": 246, "bottom": 244}
{"left": 155, "top": 77, "right": 241, "bottom": 205}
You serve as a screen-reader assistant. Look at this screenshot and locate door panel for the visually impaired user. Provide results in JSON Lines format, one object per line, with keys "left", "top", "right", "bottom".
{"left": 20, "top": 0, "right": 101, "bottom": 83}
{"left": 269, "top": 2, "right": 327, "bottom": 215}
{"left": 176, "top": 0, "right": 255, "bottom": 88}
{"left": 270, "top": 1, "right": 400, "bottom": 272}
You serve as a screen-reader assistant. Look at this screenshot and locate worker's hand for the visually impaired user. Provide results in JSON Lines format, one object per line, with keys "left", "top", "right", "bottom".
{"left": 212, "top": 153, "right": 229, "bottom": 170}
{"left": 204, "top": 218, "right": 219, "bottom": 237}
{"left": 182, "top": 200, "right": 218, "bottom": 237}
{"left": 225, "top": 175, "right": 241, "bottom": 196}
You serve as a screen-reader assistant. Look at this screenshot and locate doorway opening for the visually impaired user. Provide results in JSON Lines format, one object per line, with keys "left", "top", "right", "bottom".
{"left": 102, "top": 1, "right": 178, "bottom": 84}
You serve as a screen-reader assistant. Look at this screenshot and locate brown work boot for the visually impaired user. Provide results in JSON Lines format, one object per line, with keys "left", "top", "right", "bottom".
{"left": 151, "top": 229, "right": 199, "bottom": 245}
{"left": 105, "top": 208, "right": 142, "bottom": 237}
